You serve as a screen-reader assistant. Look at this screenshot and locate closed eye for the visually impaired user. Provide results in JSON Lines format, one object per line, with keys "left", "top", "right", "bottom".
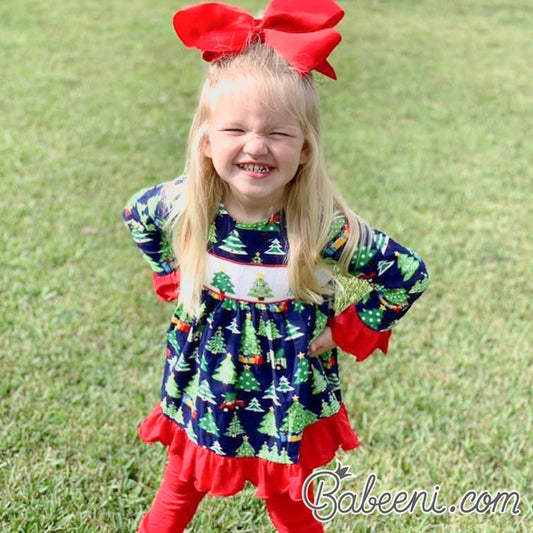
{"left": 221, "top": 129, "right": 245, "bottom": 134}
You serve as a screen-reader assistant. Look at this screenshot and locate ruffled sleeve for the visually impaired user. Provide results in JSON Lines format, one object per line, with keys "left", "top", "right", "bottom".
{"left": 322, "top": 215, "right": 429, "bottom": 360}
{"left": 152, "top": 270, "right": 180, "bottom": 302}
{"left": 123, "top": 179, "right": 183, "bottom": 300}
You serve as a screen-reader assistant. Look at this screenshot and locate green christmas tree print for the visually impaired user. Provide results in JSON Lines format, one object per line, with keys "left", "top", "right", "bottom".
{"left": 258, "top": 316, "right": 268, "bottom": 337}
{"left": 409, "top": 273, "right": 430, "bottom": 294}
{"left": 294, "top": 353, "right": 310, "bottom": 384}
{"left": 198, "top": 379, "right": 217, "bottom": 405}
{"left": 213, "top": 353, "right": 237, "bottom": 385}
{"left": 377, "top": 259, "right": 394, "bottom": 276}
{"left": 211, "top": 269, "right": 236, "bottom": 294}
{"left": 326, "top": 216, "right": 345, "bottom": 243}
{"left": 245, "top": 397, "right": 264, "bottom": 412}
{"left": 198, "top": 407, "right": 219, "bottom": 436}
{"left": 175, "top": 354, "right": 191, "bottom": 372}
{"left": 395, "top": 252, "right": 420, "bottom": 281}
{"left": 185, "top": 420, "right": 198, "bottom": 443}
{"left": 220, "top": 230, "right": 247, "bottom": 255}
{"left": 311, "top": 366, "right": 328, "bottom": 395}
{"left": 238, "top": 301, "right": 251, "bottom": 312}
{"left": 293, "top": 301, "right": 305, "bottom": 313}
{"left": 277, "top": 447, "right": 293, "bottom": 464}
{"left": 373, "top": 232, "right": 389, "bottom": 254}
{"left": 161, "top": 398, "right": 179, "bottom": 419}
{"left": 167, "top": 355, "right": 178, "bottom": 372}
{"left": 208, "top": 223, "right": 217, "bottom": 243}
{"left": 221, "top": 298, "right": 238, "bottom": 311}
{"left": 311, "top": 310, "right": 328, "bottom": 343}
{"left": 258, "top": 441, "right": 273, "bottom": 461}
{"left": 210, "top": 440, "right": 226, "bottom": 455}
{"left": 261, "top": 318, "right": 282, "bottom": 341}
{"left": 200, "top": 353, "right": 209, "bottom": 372}
{"left": 280, "top": 396, "right": 317, "bottom": 435}
{"left": 191, "top": 346, "right": 199, "bottom": 362}
{"left": 258, "top": 406, "right": 279, "bottom": 438}
{"left": 248, "top": 273, "right": 274, "bottom": 301}
{"left": 184, "top": 371, "right": 200, "bottom": 399}
{"left": 285, "top": 321, "right": 304, "bottom": 341}
{"left": 207, "top": 327, "right": 226, "bottom": 354}
{"left": 167, "top": 333, "right": 181, "bottom": 356}
{"left": 165, "top": 374, "right": 182, "bottom": 399}
{"left": 235, "top": 435, "right": 255, "bottom": 457}
{"left": 175, "top": 405, "right": 185, "bottom": 424}
{"left": 262, "top": 382, "right": 281, "bottom": 406}
{"left": 320, "top": 398, "right": 335, "bottom": 418}
{"left": 225, "top": 412, "right": 246, "bottom": 437}
{"left": 226, "top": 318, "right": 241, "bottom": 334}
{"left": 381, "top": 287, "right": 410, "bottom": 307}
{"left": 236, "top": 364, "right": 261, "bottom": 392}
{"left": 240, "top": 313, "right": 261, "bottom": 356}
{"left": 265, "top": 238, "right": 285, "bottom": 255}
{"left": 359, "top": 307, "right": 384, "bottom": 329}
{"left": 276, "top": 376, "right": 294, "bottom": 393}
{"left": 351, "top": 245, "right": 377, "bottom": 270}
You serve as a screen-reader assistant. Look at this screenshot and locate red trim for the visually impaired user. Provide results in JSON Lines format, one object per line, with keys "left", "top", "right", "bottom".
{"left": 152, "top": 271, "right": 180, "bottom": 302}
{"left": 139, "top": 402, "right": 360, "bottom": 501}
{"left": 328, "top": 306, "right": 391, "bottom": 361}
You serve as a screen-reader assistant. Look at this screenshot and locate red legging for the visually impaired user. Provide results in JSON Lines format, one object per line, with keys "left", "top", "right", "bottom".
{"left": 138, "top": 456, "right": 324, "bottom": 533}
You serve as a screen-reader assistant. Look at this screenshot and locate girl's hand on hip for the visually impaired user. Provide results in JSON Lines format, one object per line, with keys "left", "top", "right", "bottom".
{"left": 309, "top": 327, "right": 337, "bottom": 358}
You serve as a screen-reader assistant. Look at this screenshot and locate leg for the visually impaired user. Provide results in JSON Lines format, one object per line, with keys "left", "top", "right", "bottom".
{"left": 264, "top": 485, "right": 324, "bottom": 533}
{"left": 138, "top": 455, "right": 208, "bottom": 533}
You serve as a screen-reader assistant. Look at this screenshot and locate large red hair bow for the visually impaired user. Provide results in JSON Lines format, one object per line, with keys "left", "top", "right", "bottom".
{"left": 173, "top": 0, "right": 344, "bottom": 79}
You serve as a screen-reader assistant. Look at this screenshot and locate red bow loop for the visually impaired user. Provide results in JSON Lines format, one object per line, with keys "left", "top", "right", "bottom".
{"left": 263, "top": 0, "right": 344, "bottom": 33}
{"left": 173, "top": 0, "right": 344, "bottom": 79}
{"left": 173, "top": 3, "right": 254, "bottom": 58}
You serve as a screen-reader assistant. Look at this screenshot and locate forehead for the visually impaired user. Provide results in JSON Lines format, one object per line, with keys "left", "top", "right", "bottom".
{"left": 208, "top": 78, "right": 301, "bottom": 128}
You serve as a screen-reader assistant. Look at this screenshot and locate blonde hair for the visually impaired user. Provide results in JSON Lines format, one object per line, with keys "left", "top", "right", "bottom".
{"left": 166, "top": 43, "right": 371, "bottom": 316}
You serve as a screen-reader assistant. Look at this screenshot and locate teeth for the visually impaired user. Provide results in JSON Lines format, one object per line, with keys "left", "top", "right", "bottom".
{"left": 239, "top": 164, "right": 271, "bottom": 173}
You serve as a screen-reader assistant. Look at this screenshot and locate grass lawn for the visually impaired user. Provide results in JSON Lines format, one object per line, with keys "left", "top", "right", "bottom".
{"left": 1, "top": 0, "right": 531, "bottom": 531}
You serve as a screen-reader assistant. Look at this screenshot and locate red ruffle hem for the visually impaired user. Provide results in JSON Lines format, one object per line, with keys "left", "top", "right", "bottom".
{"left": 139, "top": 402, "right": 360, "bottom": 501}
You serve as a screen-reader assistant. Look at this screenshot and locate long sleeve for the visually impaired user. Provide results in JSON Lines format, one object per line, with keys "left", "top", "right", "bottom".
{"left": 322, "top": 215, "right": 430, "bottom": 361}
{"left": 122, "top": 182, "right": 180, "bottom": 301}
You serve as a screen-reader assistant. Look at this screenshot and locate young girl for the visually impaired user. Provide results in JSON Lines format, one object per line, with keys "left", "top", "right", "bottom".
{"left": 123, "top": 1, "right": 429, "bottom": 531}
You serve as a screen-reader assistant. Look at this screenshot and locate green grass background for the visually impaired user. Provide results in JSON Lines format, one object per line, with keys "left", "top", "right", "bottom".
{"left": 1, "top": 0, "right": 531, "bottom": 531}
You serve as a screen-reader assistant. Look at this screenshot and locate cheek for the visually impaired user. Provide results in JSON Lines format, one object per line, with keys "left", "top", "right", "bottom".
{"left": 209, "top": 137, "right": 240, "bottom": 163}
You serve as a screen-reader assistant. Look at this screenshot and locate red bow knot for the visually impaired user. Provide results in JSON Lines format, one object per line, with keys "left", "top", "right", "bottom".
{"left": 173, "top": 0, "right": 345, "bottom": 79}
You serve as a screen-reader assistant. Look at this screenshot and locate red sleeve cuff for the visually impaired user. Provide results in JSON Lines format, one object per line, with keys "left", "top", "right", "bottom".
{"left": 328, "top": 306, "right": 391, "bottom": 361}
{"left": 152, "top": 270, "right": 180, "bottom": 302}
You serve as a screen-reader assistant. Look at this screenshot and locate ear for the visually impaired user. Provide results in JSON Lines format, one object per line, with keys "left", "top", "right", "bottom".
{"left": 299, "top": 143, "right": 311, "bottom": 165}
{"left": 200, "top": 132, "right": 212, "bottom": 159}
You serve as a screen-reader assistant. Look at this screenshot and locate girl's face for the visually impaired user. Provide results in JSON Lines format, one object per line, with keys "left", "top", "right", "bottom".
{"left": 202, "top": 86, "right": 310, "bottom": 212}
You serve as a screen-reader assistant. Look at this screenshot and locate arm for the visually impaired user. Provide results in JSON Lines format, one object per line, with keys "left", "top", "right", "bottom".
{"left": 322, "top": 216, "right": 430, "bottom": 361}
{"left": 122, "top": 181, "right": 180, "bottom": 301}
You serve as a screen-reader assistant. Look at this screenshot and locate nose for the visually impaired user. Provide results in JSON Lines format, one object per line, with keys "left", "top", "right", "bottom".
{"left": 243, "top": 133, "right": 269, "bottom": 157}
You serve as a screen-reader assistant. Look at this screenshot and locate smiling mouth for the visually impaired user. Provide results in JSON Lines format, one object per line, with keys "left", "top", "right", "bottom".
{"left": 237, "top": 163, "right": 273, "bottom": 174}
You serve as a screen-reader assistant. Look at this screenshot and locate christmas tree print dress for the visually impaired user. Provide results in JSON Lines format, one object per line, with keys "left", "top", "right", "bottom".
{"left": 123, "top": 178, "right": 429, "bottom": 500}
